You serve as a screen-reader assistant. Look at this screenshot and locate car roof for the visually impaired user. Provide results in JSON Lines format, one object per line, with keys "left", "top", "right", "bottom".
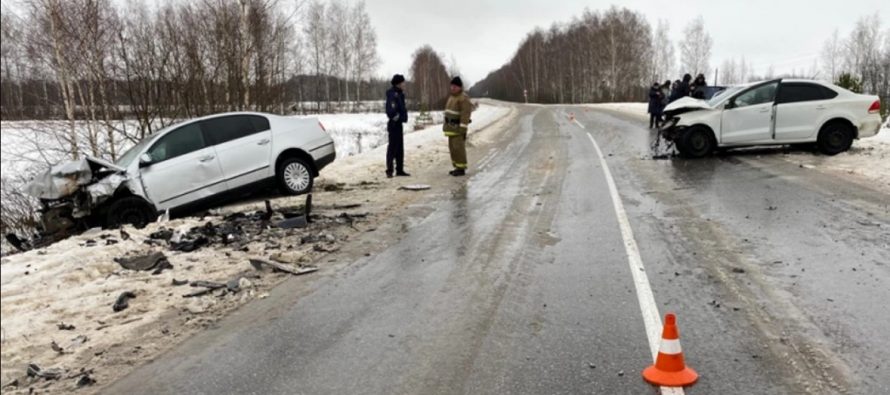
{"left": 152, "top": 111, "right": 277, "bottom": 137}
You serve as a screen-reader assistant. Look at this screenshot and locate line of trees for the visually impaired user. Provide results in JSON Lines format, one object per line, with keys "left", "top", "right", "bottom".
{"left": 469, "top": 7, "right": 656, "bottom": 103}
{"left": 820, "top": 15, "right": 889, "bottom": 102}
{"left": 408, "top": 45, "right": 451, "bottom": 111}
{"left": 0, "top": 0, "right": 383, "bottom": 158}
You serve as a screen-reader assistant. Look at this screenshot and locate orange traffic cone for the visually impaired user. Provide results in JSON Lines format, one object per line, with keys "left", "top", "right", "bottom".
{"left": 642, "top": 313, "right": 698, "bottom": 387}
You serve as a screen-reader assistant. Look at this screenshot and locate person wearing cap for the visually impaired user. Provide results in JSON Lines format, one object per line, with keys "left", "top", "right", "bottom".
{"left": 443, "top": 76, "right": 472, "bottom": 176}
{"left": 385, "top": 74, "right": 409, "bottom": 178}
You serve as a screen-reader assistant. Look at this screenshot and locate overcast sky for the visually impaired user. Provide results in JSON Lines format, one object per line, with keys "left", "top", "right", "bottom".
{"left": 364, "top": 0, "right": 889, "bottom": 86}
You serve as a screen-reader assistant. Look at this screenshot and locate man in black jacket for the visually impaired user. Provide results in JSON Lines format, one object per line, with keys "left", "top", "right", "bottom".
{"left": 385, "top": 74, "right": 409, "bottom": 178}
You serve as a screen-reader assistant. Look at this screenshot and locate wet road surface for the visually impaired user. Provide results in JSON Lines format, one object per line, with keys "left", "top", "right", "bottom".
{"left": 105, "top": 105, "right": 890, "bottom": 395}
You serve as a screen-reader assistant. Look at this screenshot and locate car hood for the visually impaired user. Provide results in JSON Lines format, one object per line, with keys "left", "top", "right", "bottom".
{"left": 25, "top": 156, "right": 127, "bottom": 201}
{"left": 664, "top": 97, "right": 713, "bottom": 113}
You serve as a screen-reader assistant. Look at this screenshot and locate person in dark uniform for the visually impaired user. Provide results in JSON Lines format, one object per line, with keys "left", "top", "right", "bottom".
{"left": 385, "top": 74, "right": 409, "bottom": 178}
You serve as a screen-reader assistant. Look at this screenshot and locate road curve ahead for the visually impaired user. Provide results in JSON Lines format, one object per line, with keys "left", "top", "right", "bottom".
{"left": 105, "top": 105, "right": 890, "bottom": 395}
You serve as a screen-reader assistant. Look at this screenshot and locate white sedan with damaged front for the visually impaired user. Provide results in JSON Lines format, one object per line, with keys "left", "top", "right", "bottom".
{"left": 660, "top": 79, "right": 883, "bottom": 157}
{"left": 25, "top": 112, "right": 335, "bottom": 240}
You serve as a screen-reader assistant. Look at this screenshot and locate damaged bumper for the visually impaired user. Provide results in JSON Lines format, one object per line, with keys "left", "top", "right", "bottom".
{"left": 24, "top": 157, "right": 131, "bottom": 237}
{"left": 658, "top": 118, "right": 685, "bottom": 140}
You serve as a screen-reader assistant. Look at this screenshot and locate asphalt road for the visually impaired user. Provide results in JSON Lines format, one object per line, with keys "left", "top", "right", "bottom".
{"left": 105, "top": 105, "right": 890, "bottom": 395}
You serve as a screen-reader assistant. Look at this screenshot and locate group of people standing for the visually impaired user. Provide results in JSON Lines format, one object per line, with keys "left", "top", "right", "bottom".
{"left": 648, "top": 73, "right": 708, "bottom": 128}
{"left": 385, "top": 74, "right": 472, "bottom": 178}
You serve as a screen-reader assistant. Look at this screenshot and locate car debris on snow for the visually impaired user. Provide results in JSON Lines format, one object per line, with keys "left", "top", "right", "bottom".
{"left": 26, "top": 363, "right": 63, "bottom": 380}
{"left": 400, "top": 184, "right": 431, "bottom": 191}
{"left": 277, "top": 216, "right": 309, "bottom": 229}
{"left": 50, "top": 341, "right": 65, "bottom": 354}
{"left": 114, "top": 251, "right": 172, "bottom": 274}
{"left": 57, "top": 322, "right": 75, "bottom": 331}
{"left": 112, "top": 291, "right": 137, "bottom": 312}
{"left": 249, "top": 258, "right": 318, "bottom": 276}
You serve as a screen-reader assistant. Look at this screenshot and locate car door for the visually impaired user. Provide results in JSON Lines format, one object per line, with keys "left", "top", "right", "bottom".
{"left": 720, "top": 81, "right": 779, "bottom": 144}
{"left": 139, "top": 122, "right": 227, "bottom": 210}
{"left": 201, "top": 114, "right": 273, "bottom": 190}
{"left": 774, "top": 83, "right": 838, "bottom": 141}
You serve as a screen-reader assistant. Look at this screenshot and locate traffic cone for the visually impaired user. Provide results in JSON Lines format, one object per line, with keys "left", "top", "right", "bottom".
{"left": 642, "top": 313, "right": 698, "bottom": 387}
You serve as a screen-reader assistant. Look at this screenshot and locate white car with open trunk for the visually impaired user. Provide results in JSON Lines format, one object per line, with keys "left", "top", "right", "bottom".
{"left": 660, "top": 79, "right": 883, "bottom": 157}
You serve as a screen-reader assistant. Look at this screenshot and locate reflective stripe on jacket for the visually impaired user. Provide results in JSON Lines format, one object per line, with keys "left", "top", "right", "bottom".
{"left": 443, "top": 92, "right": 472, "bottom": 136}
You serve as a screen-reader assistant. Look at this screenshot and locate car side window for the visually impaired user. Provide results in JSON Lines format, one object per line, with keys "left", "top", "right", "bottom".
{"left": 147, "top": 123, "right": 206, "bottom": 163}
{"left": 201, "top": 115, "right": 259, "bottom": 145}
{"left": 249, "top": 115, "right": 270, "bottom": 132}
{"left": 777, "top": 83, "right": 833, "bottom": 104}
{"left": 733, "top": 82, "right": 778, "bottom": 108}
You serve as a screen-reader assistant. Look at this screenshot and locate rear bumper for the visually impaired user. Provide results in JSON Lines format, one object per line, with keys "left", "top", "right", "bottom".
{"left": 858, "top": 116, "right": 883, "bottom": 138}
{"left": 315, "top": 150, "right": 336, "bottom": 173}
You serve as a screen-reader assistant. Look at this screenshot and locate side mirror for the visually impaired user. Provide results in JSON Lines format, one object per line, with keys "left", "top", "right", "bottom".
{"left": 724, "top": 100, "right": 735, "bottom": 110}
{"left": 139, "top": 153, "right": 153, "bottom": 168}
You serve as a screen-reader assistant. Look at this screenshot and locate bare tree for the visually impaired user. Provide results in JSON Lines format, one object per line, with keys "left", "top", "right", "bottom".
{"left": 821, "top": 29, "right": 842, "bottom": 83}
{"left": 409, "top": 45, "right": 449, "bottom": 110}
{"left": 678, "top": 16, "right": 712, "bottom": 76}
{"left": 350, "top": 0, "right": 378, "bottom": 107}
{"left": 652, "top": 19, "right": 675, "bottom": 81}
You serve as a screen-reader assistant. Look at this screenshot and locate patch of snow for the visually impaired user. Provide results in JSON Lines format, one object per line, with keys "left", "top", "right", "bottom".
{"left": 317, "top": 102, "right": 511, "bottom": 184}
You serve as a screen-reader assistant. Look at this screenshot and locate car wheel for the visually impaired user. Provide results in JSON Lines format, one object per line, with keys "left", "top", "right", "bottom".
{"left": 277, "top": 157, "right": 314, "bottom": 195}
{"left": 106, "top": 196, "right": 156, "bottom": 229}
{"left": 679, "top": 127, "right": 715, "bottom": 158}
{"left": 817, "top": 122, "right": 853, "bottom": 155}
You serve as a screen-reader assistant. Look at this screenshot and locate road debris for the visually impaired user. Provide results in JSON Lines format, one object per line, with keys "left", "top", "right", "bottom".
{"left": 277, "top": 216, "right": 309, "bottom": 229}
{"left": 57, "top": 323, "right": 75, "bottom": 331}
{"left": 249, "top": 258, "right": 318, "bottom": 276}
{"left": 171, "top": 278, "right": 189, "bottom": 286}
{"left": 112, "top": 291, "right": 137, "bottom": 312}
{"left": 182, "top": 281, "right": 226, "bottom": 298}
{"left": 50, "top": 341, "right": 65, "bottom": 354}
{"left": 26, "top": 363, "right": 63, "bottom": 380}
{"left": 400, "top": 184, "right": 431, "bottom": 191}
{"left": 75, "top": 370, "right": 97, "bottom": 387}
{"left": 114, "top": 251, "right": 172, "bottom": 274}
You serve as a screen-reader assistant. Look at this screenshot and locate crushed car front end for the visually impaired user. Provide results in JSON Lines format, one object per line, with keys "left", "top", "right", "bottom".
{"left": 23, "top": 157, "right": 138, "bottom": 243}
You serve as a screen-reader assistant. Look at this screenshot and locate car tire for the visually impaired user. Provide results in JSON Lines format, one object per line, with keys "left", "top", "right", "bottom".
{"left": 105, "top": 196, "right": 156, "bottom": 229}
{"left": 277, "top": 157, "right": 314, "bottom": 195}
{"left": 817, "top": 121, "right": 853, "bottom": 155}
{"left": 678, "top": 126, "right": 715, "bottom": 158}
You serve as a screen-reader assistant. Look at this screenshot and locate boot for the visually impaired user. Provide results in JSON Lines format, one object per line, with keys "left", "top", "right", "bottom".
{"left": 396, "top": 171, "right": 410, "bottom": 177}
{"left": 449, "top": 169, "right": 466, "bottom": 177}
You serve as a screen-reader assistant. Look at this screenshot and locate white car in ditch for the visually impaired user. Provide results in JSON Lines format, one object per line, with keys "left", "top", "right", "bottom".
{"left": 25, "top": 112, "right": 335, "bottom": 239}
{"left": 660, "top": 79, "right": 883, "bottom": 157}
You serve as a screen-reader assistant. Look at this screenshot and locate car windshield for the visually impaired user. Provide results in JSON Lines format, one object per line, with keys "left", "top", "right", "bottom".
{"left": 706, "top": 85, "right": 744, "bottom": 107}
{"left": 115, "top": 135, "right": 155, "bottom": 168}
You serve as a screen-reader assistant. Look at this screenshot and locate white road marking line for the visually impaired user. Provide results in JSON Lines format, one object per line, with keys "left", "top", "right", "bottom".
{"left": 573, "top": 118, "right": 586, "bottom": 129}
{"left": 583, "top": 129, "right": 684, "bottom": 395}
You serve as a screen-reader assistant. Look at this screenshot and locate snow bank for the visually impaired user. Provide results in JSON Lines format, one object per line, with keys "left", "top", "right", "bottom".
{"left": 303, "top": 111, "right": 444, "bottom": 158}
{"left": 583, "top": 102, "right": 647, "bottom": 118}
{"left": 318, "top": 102, "right": 511, "bottom": 184}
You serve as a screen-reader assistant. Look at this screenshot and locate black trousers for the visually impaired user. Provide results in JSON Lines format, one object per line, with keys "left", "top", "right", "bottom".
{"left": 386, "top": 121, "right": 404, "bottom": 173}
{"left": 649, "top": 113, "right": 661, "bottom": 128}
